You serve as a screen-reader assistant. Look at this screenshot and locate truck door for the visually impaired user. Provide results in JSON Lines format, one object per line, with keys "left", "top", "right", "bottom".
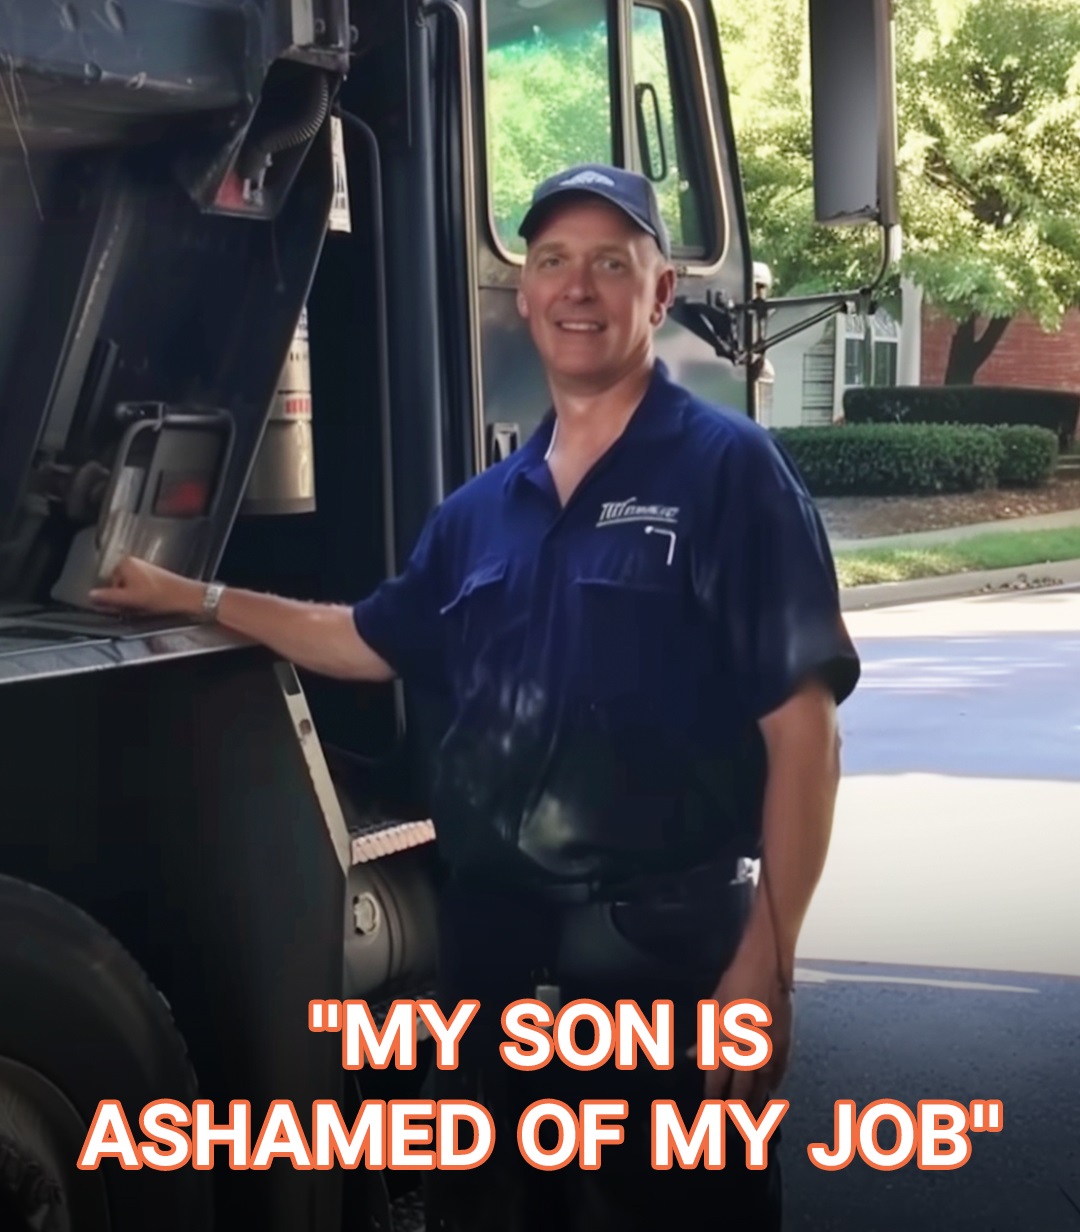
{"left": 427, "top": 0, "right": 752, "bottom": 475}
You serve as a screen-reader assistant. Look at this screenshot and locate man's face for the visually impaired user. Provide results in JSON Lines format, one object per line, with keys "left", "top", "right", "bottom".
{"left": 516, "top": 197, "right": 676, "bottom": 391}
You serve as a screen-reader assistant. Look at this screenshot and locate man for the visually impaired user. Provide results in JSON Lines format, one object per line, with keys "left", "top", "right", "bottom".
{"left": 91, "top": 164, "right": 859, "bottom": 1228}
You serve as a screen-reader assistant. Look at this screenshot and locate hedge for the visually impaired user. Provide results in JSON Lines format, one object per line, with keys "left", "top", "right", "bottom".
{"left": 772, "top": 423, "right": 1060, "bottom": 496}
{"left": 843, "top": 385, "right": 1080, "bottom": 449}
{"left": 993, "top": 425, "right": 1058, "bottom": 487}
{"left": 772, "top": 424, "right": 1001, "bottom": 496}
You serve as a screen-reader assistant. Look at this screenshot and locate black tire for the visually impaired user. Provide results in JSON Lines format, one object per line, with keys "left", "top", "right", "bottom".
{"left": 0, "top": 875, "right": 214, "bottom": 1231}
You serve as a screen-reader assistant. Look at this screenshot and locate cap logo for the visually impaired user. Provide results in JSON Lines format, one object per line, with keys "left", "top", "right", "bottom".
{"left": 559, "top": 170, "right": 616, "bottom": 187}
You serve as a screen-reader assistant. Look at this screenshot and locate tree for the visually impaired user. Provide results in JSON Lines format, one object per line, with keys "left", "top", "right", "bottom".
{"left": 487, "top": 23, "right": 613, "bottom": 255}
{"left": 486, "top": 12, "right": 697, "bottom": 256}
{"left": 899, "top": 0, "right": 1080, "bottom": 382}
{"left": 712, "top": 0, "right": 885, "bottom": 297}
{"left": 716, "top": 0, "right": 1080, "bottom": 384}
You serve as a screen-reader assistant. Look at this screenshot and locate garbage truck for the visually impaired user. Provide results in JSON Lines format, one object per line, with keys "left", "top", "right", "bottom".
{"left": 0, "top": 0, "right": 897, "bottom": 1227}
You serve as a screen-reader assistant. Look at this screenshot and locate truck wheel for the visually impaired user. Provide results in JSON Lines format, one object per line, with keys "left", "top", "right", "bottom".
{"left": 0, "top": 875, "right": 213, "bottom": 1230}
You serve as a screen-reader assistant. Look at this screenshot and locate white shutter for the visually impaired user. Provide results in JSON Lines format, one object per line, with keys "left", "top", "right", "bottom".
{"left": 801, "top": 335, "right": 836, "bottom": 426}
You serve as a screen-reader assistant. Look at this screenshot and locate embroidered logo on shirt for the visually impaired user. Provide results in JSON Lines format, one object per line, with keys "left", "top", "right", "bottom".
{"left": 596, "top": 497, "right": 679, "bottom": 528}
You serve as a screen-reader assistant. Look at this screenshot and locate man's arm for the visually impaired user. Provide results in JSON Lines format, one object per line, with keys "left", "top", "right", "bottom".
{"left": 704, "top": 676, "right": 841, "bottom": 1107}
{"left": 88, "top": 556, "right": 396, "bottom": 683}
{"left": 743, "top": 675, "right": 841, "bottom": 990}
{"left": 697, "top": 423, "right": 857, "bottom": 1107}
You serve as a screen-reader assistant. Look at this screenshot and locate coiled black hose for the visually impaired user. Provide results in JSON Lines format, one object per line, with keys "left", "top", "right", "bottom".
{"left": 238, "top": 71, "right": 331, "bottom": 182}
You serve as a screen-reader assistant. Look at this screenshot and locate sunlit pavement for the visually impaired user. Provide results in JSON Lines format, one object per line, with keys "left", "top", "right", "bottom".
{"left": 803, "top": 584, "right": 1080, "bottom": 977}
{"left": 782, "top": 587, "right": 1080, "bottom": 1231}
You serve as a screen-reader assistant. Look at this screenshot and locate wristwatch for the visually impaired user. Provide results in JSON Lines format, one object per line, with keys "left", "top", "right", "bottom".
{"left": 202, "top": 581, "right": 226, "bottom": 623}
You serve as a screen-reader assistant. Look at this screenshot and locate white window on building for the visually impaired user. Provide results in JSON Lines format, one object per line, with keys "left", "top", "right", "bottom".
{"left": 842, "top": 310, "right": 900, "bottom": 392}
{"left": 795, "top": 309, "right": 900, "bottom": 426}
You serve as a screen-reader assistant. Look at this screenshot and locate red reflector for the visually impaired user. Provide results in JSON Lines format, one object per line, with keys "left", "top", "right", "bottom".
{"left": 214, "top": 170, "right": 248, "bottom": 210}
{"left": 283, "top": 395, "right": 311, "bottom": 418}
{"left": 154, "top": 474, "right": 210, "bottom": 518}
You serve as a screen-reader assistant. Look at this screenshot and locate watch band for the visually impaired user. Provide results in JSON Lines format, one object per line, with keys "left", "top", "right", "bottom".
{"left": 202, "top": 581, "right": 226, "bottom": 623}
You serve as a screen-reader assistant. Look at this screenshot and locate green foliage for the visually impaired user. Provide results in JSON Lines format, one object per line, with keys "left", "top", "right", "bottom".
{"left": 482, "top": 0, "right": 1080, "bottom": 374}
{"left": 777, "top": 417, "right": 1057, "bottom": 496}
{"left": 899, "top": 0, "right": 1080, "bottom": 330}
{"left": 836, "top": 527, "right": 1080, "bottom": 587}
{"left": 773, "top": 424, "right": 1002, "bottom": 495}
{"left": 843, "top": 385, "right": 1080, "bottom": 447}
{"left": 713, "top": 0, "right": 883, "bottom": 295}
{"left": 487, "top": 21, "right": 613, "bottom": 255}
{"left": 628, "top": 6, "right": 703, "bottom": 249}
{"left": 992, "top": 425, "right": 1059, "bottom": 487}
{"left": 715, "top": 0, "right": 1080, "bottom": 332}
{"left": 486, "top": 9, "right": 702, "bottom": 256}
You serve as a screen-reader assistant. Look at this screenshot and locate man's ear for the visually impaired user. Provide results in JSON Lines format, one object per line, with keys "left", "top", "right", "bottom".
{"left": 659, "top": 263, "right": 677, "bottom": 308}
{"left": 652, "top": 263, "right": 678, "bottom": 325}
{"left": 516, "top": 286, "right": 530, "bottom": 320}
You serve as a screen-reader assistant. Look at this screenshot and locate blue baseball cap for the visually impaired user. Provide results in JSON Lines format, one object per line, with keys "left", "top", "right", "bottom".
{"left": 518, "top": 163, "right": 672, "bottom": 259}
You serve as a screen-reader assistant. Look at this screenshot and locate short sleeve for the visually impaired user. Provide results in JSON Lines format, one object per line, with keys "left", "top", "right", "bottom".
{"left": 351, "top": 507, "right": 447, "bottom": 692}
{"left": 713, "top": 426, "right": 861, "bottom": 720}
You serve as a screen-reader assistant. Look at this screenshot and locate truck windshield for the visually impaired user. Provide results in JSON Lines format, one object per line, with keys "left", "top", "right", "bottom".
{"left": 485, "top": 0, "right": 613, "bottom": 256}
{"left": 484, "top": 0, "right": 715, "bottom": 263}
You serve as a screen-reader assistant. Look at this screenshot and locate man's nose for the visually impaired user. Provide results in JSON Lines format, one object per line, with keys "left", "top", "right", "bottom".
{"left": 561, "top": 263, "right": 595, "bottom": 301}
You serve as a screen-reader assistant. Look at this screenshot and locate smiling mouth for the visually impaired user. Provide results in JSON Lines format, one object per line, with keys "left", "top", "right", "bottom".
{"left": 556, "top": 322, "right": 604, "bottom": 333}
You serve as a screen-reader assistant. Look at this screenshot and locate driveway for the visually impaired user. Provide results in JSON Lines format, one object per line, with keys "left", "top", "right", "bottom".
{"left": 781, "top": 587, "right": 1080, "bottom": 1231}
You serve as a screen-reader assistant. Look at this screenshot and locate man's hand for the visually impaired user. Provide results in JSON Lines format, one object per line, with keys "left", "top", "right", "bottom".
{"left": 700, "top": 953, "right": 793, "bottom": 1113}
{"left": 92, "top": 555, "right": 396, "bottom": 683}
{"left": 89, "top": 556, "right": 204, "bottom": 618}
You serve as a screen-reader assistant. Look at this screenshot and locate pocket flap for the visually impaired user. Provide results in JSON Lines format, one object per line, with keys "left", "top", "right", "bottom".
{"left": 440, "top": 557, "right": 508, "bottom": 615}
{"left": 573, "top": 570, "right": 678, "bottom": 597}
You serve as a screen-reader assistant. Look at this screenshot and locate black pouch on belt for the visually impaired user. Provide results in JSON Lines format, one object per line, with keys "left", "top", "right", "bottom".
{"left": 552, "top": 861, "right": 755, "bottom": 988}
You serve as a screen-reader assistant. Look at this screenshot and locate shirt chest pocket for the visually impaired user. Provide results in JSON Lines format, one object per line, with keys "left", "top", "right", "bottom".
{"left": 439, "top": 557, "right": 513, "bottom": 669}
{"left": 571, "top": 562, "right": 689, "bottom": 706}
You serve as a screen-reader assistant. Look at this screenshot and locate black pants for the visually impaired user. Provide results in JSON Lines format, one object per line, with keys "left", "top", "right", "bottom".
{"left": 424, "top": 874, "right": 783, "bottom": 1231}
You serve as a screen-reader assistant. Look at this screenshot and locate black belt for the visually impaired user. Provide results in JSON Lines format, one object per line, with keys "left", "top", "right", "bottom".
{"left": 441, "top": 857, "right": 756, "bottom": 996}
{"left": 493, "top": 855, "right": 753, "bottom": 907}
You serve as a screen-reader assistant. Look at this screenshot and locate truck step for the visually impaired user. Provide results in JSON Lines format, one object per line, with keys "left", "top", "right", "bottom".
{"left": 350, "top": 819, "right": 436, "bottom": 864}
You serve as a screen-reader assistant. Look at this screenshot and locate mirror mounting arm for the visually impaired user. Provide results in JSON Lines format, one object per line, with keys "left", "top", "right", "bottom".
{"left": 670, "top": 216, "right": 900, "bottom": 366}
{"left": 742, "top": 218, "right": 899, "bottom": 360}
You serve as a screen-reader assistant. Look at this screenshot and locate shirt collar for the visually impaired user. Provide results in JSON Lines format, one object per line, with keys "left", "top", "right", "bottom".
{"left": 503, "top": 359, "right": 687, "bottom": 495}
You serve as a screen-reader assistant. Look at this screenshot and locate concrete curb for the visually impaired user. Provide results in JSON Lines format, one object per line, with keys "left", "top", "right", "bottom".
{"left": 840, "top": 558, "right": 1080, "bottom": 610}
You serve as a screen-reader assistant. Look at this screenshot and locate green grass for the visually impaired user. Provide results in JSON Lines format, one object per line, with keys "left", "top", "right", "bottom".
{"left": 835, "top": 527, "right": 1080, "bottom": 587}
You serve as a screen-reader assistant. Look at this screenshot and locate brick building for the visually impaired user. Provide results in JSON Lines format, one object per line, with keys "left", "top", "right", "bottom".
{"left": 921, "top": 306, "right": 1080, "bottom": 391}
{"left": 764, "top": 292, "right": 1080, "bottom": 428}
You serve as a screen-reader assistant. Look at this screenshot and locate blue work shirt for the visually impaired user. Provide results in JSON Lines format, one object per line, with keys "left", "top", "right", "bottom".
{"left": 353, "top": 361, "right": 859, "bottom": 886}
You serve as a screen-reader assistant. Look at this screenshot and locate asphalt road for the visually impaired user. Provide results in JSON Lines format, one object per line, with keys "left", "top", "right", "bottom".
{"left": 783, "top": 586, "right": 1080, "bottom": 1232}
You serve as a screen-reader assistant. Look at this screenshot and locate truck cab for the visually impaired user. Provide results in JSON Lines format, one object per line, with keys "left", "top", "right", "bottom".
{"left": 0, "top": 1, "right": 895, "bottom": 1228}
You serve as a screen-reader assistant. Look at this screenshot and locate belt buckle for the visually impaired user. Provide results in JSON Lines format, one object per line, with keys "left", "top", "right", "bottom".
{"left": 533, "top": 981, "right": 562, "bottom": 1015}
{"left": 731, "top": 857, "right": 758, "bottom": 885}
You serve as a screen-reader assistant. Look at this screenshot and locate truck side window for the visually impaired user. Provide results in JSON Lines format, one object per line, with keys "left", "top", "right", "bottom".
{"left": 631, "top": 3, "right": 709, "bottom": 258}
{"left": 485, "top": 0, "right": 614, "bottom": 257}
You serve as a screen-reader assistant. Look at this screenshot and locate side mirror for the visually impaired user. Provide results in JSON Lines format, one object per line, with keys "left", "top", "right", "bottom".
{"left": 808, "top": 0, "right": 899, "bottom": 228}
